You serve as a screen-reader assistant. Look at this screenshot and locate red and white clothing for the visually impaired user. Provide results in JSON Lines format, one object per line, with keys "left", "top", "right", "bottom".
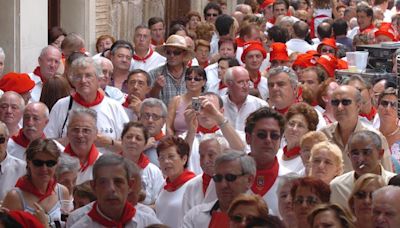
{"left": 249, "top": 72, "right": 269, "bottom": 100}
{"left": 137, "top": 153, "right": 164, "bottom": 205}
{"left": 129, "top": 49, "right": 166, "bottom": 72}
{"left": 0, "top": 153, "right": 26, "bottom": 200}
{"left": 204, "top": 63, "right": 219, "bottom": 92}
{"left": 359, "top": 107, "right": 380, "bottom": 129}
{"left": 28, "top": 67, "right": 45, "bottom": 102}
{"left": 121, "top": 96, "right": 139, "bottom": 121}
{"left": 277, "top": 146, "right": 305, "bottom": 175}
{"left": 182, "top": 200, "right": 230, "bottom": 228}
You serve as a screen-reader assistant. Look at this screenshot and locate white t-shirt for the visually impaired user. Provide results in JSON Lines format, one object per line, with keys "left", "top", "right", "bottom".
{"left": 28, "top": 72, "right": 43, "bottom": 102}
{"left": 0, "top": 153, "right": 26, "bottom": 200}
{"left": 141, "top": 163, "right": 164, "bottom": 205}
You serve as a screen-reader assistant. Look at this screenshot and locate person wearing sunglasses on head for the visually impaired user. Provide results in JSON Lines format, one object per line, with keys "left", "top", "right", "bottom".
{"left": 227, "top": 194, "right": 269, "bottom": 228}
{"left": 2, "top": 138, "right": 69, "bottom": 227}
{"left": 320, "top": 85, "right": 393, "bottom": 173}
{"left": 182, "top": 150, "right": 255, "bottom": 228}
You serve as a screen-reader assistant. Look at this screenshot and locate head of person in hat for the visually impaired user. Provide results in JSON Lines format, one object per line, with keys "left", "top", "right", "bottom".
{"left": 269, "top": 42, "right": 290, "bottom": 68}
{"left": 0, "top": 72, "right": 35, "bottom": 104}
{"left": 317, "top": 38, "right": 338, "bottom": 57}
{"left": 156, "top": 34, "right": 195, "bottom": 66}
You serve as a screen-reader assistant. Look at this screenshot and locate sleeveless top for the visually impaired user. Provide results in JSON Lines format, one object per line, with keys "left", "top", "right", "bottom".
{"left": 173, "top": 97, "right": 189, "bottom": 136}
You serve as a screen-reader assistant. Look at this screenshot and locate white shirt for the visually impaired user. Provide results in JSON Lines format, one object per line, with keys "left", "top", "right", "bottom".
{"left": 104, "top": 85, "right": 125, "bottom": 104}
{"left": 250, "top": 75, "right": 269, "bottom": 101}
{"left": 44, "top": 96, "right": 129, "bottom": 154}
{"left": 222, "top": 95, "right": 269, "bottom": 132}
{"left": 0, "top": 153, "right": 26, "bottom": 200}
{"left": 28, "top": 72, "right": 43, "bottom": 102}
{"left": 276, "top": 148, "right": 305, "bottom": 175}
{"left": 141, "top": 163, "right": 164, "bottom": 205}
{"left": 182, "top": 200, "right": 216, "bottom": 228}
{"left": 286, "top": 38, "right": 314, "bottom": 54}
{"left": 129, "top": 49, "right": 166, "bottom": 72}
{"left": 74, "top": 152, "right": 102, "bottom": 185}
{"left": 205, "top": 63, "right": 219, "bottom": 92}
{"left": 359, "top": 114, "right": 380, "bottom": 129}
{"left": 7, "top": 138, "right": 65, "bottom": 161}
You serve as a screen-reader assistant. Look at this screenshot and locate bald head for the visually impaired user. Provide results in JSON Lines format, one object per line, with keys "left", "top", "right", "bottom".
{"left": 38, "top": 45, "right": 62, "bottom": 80}
{"left": 225, "top": 66, "right": 249, "bottom": 83}
{"left": 23, "top": 102, "right": 49, "bottom": 141}
{"left": 317, "top": 22, "right": 333, "bottom": 40}
{"left": 372, "top": 186, "right": 400, "bottom": 227}
{"left": 184, "top": 36, "right": 195, "bottom": 51}
{"left": 293, "top": 21, "right": 309, "bottom": 39}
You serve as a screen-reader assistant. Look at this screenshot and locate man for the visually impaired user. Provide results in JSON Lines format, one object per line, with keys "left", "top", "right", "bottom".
{"left": 0, "top": 47, "right": 5, "bottom": 77}
{"left": 0, "top": 72, "right": 35, "bottom": 105}
{"left": 109, "top": 40, "right": 134, "bottom": 93}
{"left": 222, "top": 66, "right": 268, "bottom": 132}
{"left": 235, "top": 24, "right": 262, "bottom": 65}
{"left": 0, "top": 92, "right": 25, "bottom": 136}
{"left": 333, "top": 19, "right": 353, "bottom": 52}
{"left": 182, "top": 151, "right": 256, "bottom": 227}
{"left": 95, "top": 57, "right": 125, "bottom": 103}
{"left": 45, "top": 57, "right": 129, "bottom": 154}
{"left": 29, "top": 45, "right": 62, "bottom": 101}
{"left": 312, "top": 22, "right": 333, "bottom": 48}
{"left": 130, "top": 25, "right": 166, "bottom": 72}
{"left": 64, "top": 109, "right": 101, "bottom": 185}
{"left": 0, "top": 121, "right": 26, "bottom": 200}
{"left": 371, "top": 75, "right": 397, "bottom": 107}
{"left": 148, "top": 17, "right": 166, "bottom": 47}
{"left": 348, "top": 4, "right": 376, "bottom": 39}
{"left": 372, "top": 186, "right": 400, "bottom": 228}
{"left": 149, "top": 35, "right": 194, "bottom": 105}
{"left": 267, "top": 0, "right": 290, "bottom": 28}
{"left": 320, "top": 85, "right": 393, "bottom": 172}
{"left": 286, "top": 21, "right": 314, "bottom": 53}
{"left": 330, "top": 130, "right": 396, "bottom": 209}
{"left": 203, "top": 2, "right": 222, "bottom": 24}
{"left": 123, "top": 69, "right": 151, "bottom": 121}
{"left": 70, "top": 154, "right": 160, "bottom": 227}
{"left": 245, "top": 107, "right": 293, "bottom": 216}
{"left": 299, "top": 67, "right": 327, "bottom": 107}
{"left": 207, "top": 57, "right": 239, "bottom": 96}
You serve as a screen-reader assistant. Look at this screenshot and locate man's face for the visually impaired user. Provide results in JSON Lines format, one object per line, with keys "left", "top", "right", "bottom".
{"left": 198, "top": 95, "right": 222, "bottom": 128}
{"left": 219, "top": 42, "right": 235, "bottom": 58}
{"left": 110, "top": 48, "right": 132, "bottom": 71}
{"left": 348, "top": 136, "right": 382, "bottom": 176}
{"left": 273, "top": 4, "right": 287, "bottom": 18}
{"left": 299, "top": 70, "right": 320, "bottom": 100}
{"left": 67, "top": 114, "right": 97, "bottom": 155}
{"left": 357, "top": 11, "right": 372, "bottom": 30}
{"left": 150, "top": 22, "right": 165, "bottom": 42}
{"left": 268, "top": 72, "right": 296, "bottom": 109}
{"left": 246, "top": 118, "right": 282, "bottom": 162}
{"left": 140, "top": 106, "right": 165, "bottom": 137}
{"left": 0, "top": 57, "right": 4, "bottom": 77}
{"left": 218, "top": 60, "right": 229, "bottom": 80}
{"left": 347, "top": 80, "right": 372, "bottom": 113}
{"left": 319, "top": 45, "right": 336, "bottom": 56}
{"left": 99, "top": 60, "right": 114, "bottom": 90}
{"left": 127, "top": 73, "right": 150, "bottom": 100}
{"left": 199, "top": 140, "right": 221, "bottom": 176}
{"left": 244, "top": 50, "right": 264, "bottom": 71}
{"left": 38, "top": 48, "right": 61, "bottom": 80}
{"left": 205, "top": 8, "right": 220, "bottom": 24}
{"left": 23, "top": 104, "right": 49, "bottom": 141}
{"left": 373, "top": 193, "right": 400, "bottom": 228}
{"left": 195, "top": 45, "right": 210, "bottom": 63}
{"left": 134, "top": 28, "right": 151, "bottom": 50}
{"left": 165, "top": 47, "right": 185, "bottom": 67}
{"left": 331, "top": 87, "right": 360, "bottom": 123}
{"left": 71, "top": 65, "right": 99, "bottom": 97}
{"left": 0, "top": 94, "right": 23, "bottom": 126}
{"left": 227, "top": 70, "right": 250, "bottom": 101}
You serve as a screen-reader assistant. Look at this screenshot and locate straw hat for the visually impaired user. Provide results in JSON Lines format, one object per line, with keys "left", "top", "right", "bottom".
{"left": 156, "top": 35, "right": 195, "bottom": 62}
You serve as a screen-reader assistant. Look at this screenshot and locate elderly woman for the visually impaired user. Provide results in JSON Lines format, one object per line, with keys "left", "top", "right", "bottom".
{"left": 278, "top": 102, "right": 319, "bottom": 174}
{"left": 95, "top": 34, "right": 115, "bottom": 54}
{"left": 227, "top": 194, "right": 269, "bottom": 228}
{"left": 2, "top": 139, "right": 69, "bottom": 227}
{"left": 276, "top": 173, "right": 300, "bottom": 228}
{"left": 308, "top": 204, "right": 355, "bottom": 228}
{"left": 348, "top": 174, "right": 386, "bottom": 228}
{"left": 121, "top": 121, "right": 164, "bottom": 205}
{"left": 309, "top": 141, "right": 344, "bottom": 184}
{"left": 166, "top": 66, "right": 207, "bottom": 136}
{"left": 378, "top": 88, "right": 400, "bottom": 173}
{"left": 55, "top": 154, "right": 80, "bottom": 199}
{"left": 291, "top": 177, "right": 331, "bottom": 228}
{"left": 155, "top": 136, "right": 196, "bottom": 228}
{"left": 299, "top": 131, "right": 328, "bottom": 176}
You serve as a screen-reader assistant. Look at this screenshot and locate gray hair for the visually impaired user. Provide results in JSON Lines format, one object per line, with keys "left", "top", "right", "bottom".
{"left": 373, "top": 185, "right": 400, "bottom": 200}
{"left": 39, "top": 45, "right": 61, "bottom": 59}
{"left": 93, "top": 57, "right": 113, "bottom": 79}
{"left": 0, "top": 47, "right": 5, "bottom": 60}
{"left": 0, "top": 121, "right": 9, "bottom": 137}
{"left": 55, "top": 154, "right": 80, "bottom": 179}
{"left": 93, "top": 153, "right": 140, "bottom": 182}
{"left": 224, "top": 66, "right": 249, "bottom": 84}
{"left": 215, "top": 150, "right": 256, "bottom": 176}
{"left": 0, "top": 91, "right": 25, "bottom": 110}
{"left": 278, "top": 16, "right": 296, "bottom": 26}
{"left": 140, "top": 98, "right": 168, "bottom": 118}
{"left": 25, "top": 102, "right": 50, "bottom": 118}
{"left": 268, "top": 66, "right": 298, "bottom": 88}
{"left": 342, "top": 74, "right": 372, "bottom": 89}
{"left": 276, "top": 173, "right": 301, "bottom": 196}
{"left": 70, "top": 57, "right": 103, "bottom": 79}
{"left": 199, "top": 134, "right": 230, "bottom": 152}
{"left": 68, "top": 108, "right": 98, "bottom": 126}
{"left": 348, "top": 130, "right": 382, "bottom": 151}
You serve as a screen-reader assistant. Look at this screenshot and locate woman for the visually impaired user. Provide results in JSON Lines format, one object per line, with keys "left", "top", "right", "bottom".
{"left": 121, "top": 121, "right": 164, "bottom": 205}
{"left": 377, "top": 87, "right": 400, "bottom": 173}
{"left": 194, "top": 39, "right": 211, "bottom": 69}
{"left": 276, "top": 174, "right": 299, "bottom": 228}
{"left": 186, "top": 11, "right": 202, "bottom": 37}
{"left": 299, "top": 131, "right": 328, "bottom": 176}
{"left": 40, "top": 75, "right": 71, "bottom": 112}
{"left": 55, "top": 154, "right": 80, "bottom": 199}
{"left": 48, "top": 27, "right": 67, "bottom": 50}
{"left": 291, "top": 177, "right": 331, "bottom": 228}
{"left": 348, "top": 174, "right": 386, "bottom": 228}
{"left": 166, "top": 66, "right": 207, "bottom": 136}
{"left": 2, "top": 139, "right": 69, "bottom": 227}
{"left": 308, "top": 204, "right": 355, "bottom": 228}
{"left": 155, "top": 136, "right": 196, "bottom": 228}
{"left": 95, "top": 34, "right": 115, "bottom": 54}
{"left": 227, "top": 194, "right": 269, "bottom": 228}
{"left": 278, "top": 102, "right": 319, "bottom": 174}
{"left": 309, "top": 141, "right": 344, "bottom": 184}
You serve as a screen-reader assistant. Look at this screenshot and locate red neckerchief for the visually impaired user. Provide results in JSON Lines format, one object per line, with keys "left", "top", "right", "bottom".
{"left": 251, "top": 157, "right": 279, "bottom": 196}
{"left": 137, "top": 153, "right": 150, "bottom": 169}
{"left": 33, "top": 66, "right": 46, "bottom": 83}
{"left": 311, "top": 100, "right": 319, "bottom": 107}
{"left": 202, "top": 173, "right": 212, "bottom": 195}
{"left": 154, "top": 131, "right": 165, "bottom": 141}
{"left": 197, "top": 125, "right": 220, "bottom": 134}
{"left": 200, "top": 61, "right": 209, "bottom": 69}
{"left": 15, "top": 176, "right": 57, "bottom": 203}
{"left": 218, "top": 81, "right": 227, "bottom": 90}
{"left": 209, "top": 211, "right": 229, "bottom": 228}
{"left": 275, "top": 106, "right": 290, "bottom": 115}
{"left": 283, "top": 146, "right": 301, "bottom": 159}
{"left": 310, "top": 14, "right": 330, "bottom": 38}
{"left": 64, "top": 144, "right": 99, "bottom": 172}
{"left": 164, "top": 170, "right": 195, "bottom": 192}
{"left": 122, "top": 97, "right": 130, "bottom": 108}
{"left": 360, "top": 106, "right": 377, "bottom": 121}
{"left": 187, "top": 59, "right": 193, "bottom": 67}
{"left": 360, "top": 24, "right": 375, "bottom": 33}
{"left": 268, "top": 17, "right": 276, "bottom": 25}
{"left": 323, "top": 113, "right": 334, "bottom": 124}
{"left": 132, "top": 49, "right": 153, "bottom": 63}
{"left": 251, "top": 71, "right": 261, "bottom": 89}
{"left": 88, "top": 201, "right": 136, "bottom": 228}
{"left": 151, "top": 39, "right": 164, "bottom": 46}
{"left": 12, "top": 129, "right": 44, "bottom": 148}
{"left": 72, "top": 90, "right": 104, "bottom": 108}
{"left": 235, "top": 37, "right": 246, "bottom": 47}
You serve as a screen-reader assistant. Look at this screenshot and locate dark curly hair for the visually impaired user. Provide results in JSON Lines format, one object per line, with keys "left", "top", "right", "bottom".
{"left": 286, "top": 102, "right": 319, "bottom": 131}
{"left": 157, "top": 136, "right": 190, "bottom": 168}
{"left": 245, "top": 107, "right": 285, "bottom": 135}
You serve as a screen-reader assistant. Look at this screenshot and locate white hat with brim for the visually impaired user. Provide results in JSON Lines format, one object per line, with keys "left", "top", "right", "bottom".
{"left": 156, "top": 35, "right": 195, "bottom": 62}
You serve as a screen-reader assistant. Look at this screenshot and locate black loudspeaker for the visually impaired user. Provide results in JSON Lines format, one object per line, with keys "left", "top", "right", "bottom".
{"left": 356, "top": 43, "right": 400, "bottom": 73}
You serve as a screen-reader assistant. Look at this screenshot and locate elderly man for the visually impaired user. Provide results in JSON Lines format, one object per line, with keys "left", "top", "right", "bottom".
{"left": 95, "top": 57, "right": 124, "bottom": 103}
{"left": 148, "top": 17, "right": 166, "bottom": 47}
{"left": 45, "top": 57, "right": 129, "bottom": 154}
{"left": 149, "top": 35, "right": 194, "bottom": 105}
{"left": 70, "top": 154, "right": 160, "bottom": 227}
{"left": 320, "top": 85, "right": 392, "bottom": 172}
{"left": 372, "top": 186, "right": 400, "bottom": 228}
{"left": 182, "top": 150, "right": 256, "bottom": 227}
{"left": 0, "top": 92, "right": 25, "bottom": 136}
{"left": 330, "top": 131, "right": 396, "bottom": 209}
{"left": 0, "top": 47, "right": 5, "bottom": 77}
{"left": 130, "top": 25, "right": 166, "bottom": 72}
{"left": 286, "top": 21, "right": 313, "bottom": 54}
{"left": 123, "top": 69, "right": 151, "bottom": 121}
{"left": 222, "top": 66, "right": 268, "bottom": 132}
{"left": 0, "top": 121, "right": 26, "bottom": 200}
{"left": 109, "top": 40, "right": 134, "bottom": 93}
{"left": 29, "top": 45, "right": 62, "bottom": 101}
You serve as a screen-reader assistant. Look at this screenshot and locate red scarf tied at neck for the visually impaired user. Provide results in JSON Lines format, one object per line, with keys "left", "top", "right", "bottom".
{"left": 12, "top": 129, "right": 45, "bottom": 148}
{"left": 64, "top": 144, "right": 99, "bottom": 172}
{"left": 360, "top": 106, "right": 377, "bottom": 121}
{"left": 72, "top": 90, "right": 104, "bottom": 108}
{"left": 251, "top": 157, "right": 279, "bottom": 196}
{"left": 137, "top": 153, "right": 150, "bottom": 169}
{"left": 15, "top": 176, "right": 57, "bottom": 202}
{"left": 164, "top": 170, "right": 195, "bottom": 192}
{"left": 202, "top": 173, "right": 212, "bottom": 195}
{"left": 33, "top": 66, "right": 46, "bottom": 83}
{"left": 197, "top": 125, "right": 220, "bottom": 134}
{"left": 283, "top": 146, "right": 301, "bottom": 159}
{"left": 132, "top": 49, "right": 153, "bottom": 63}
{"left": 88, "top": 201, "right": 136, "bottom": 228}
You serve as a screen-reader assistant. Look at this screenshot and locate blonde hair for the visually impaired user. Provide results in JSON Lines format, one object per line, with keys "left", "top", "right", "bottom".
{"left": 309, "top": 141, "right": 344, "bottom": 175}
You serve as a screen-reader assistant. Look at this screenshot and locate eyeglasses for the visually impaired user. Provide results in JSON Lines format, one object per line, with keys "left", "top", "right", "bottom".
{"left": 206, "top": 13, "right": 219, "bottom": 17}
{"left": 349, "top": 148, "right": 374, "bottom": 158}
{"left": 185, "top": 76, "right": 204, "bottom": 82}
{"left": 331, "top": 99, "right": 353, "bottom": 106}
{"left": 71, "top": 74, "right": 96, "bottom": 82}
{"left": 380, "top": 100, "right": 397, "bottom": 108}
{"left": 166, "top": 50, "right": 183, "bottom": 56}
{"left": 354, "top": 190, "right": 373, "bottom": 200}
{"left": 255, "top": 131, "right": 281, "bottom": 140}
{"left": 230, "top": 215, "right": 266, "bottom": 224}
{"left": 68, "top": 127, "right": 94, "bottom": 135}
{"left": 294, "top": 196, "right": 319, "bottom": 206}
{"left": 141, "top": 112, "right": 163, "bottom": 121}
{"left": 0, "top": 136, "right": 6, "bottom": 144}
{"left": 212, "top": 173, "right": 245, "bottom": 183}
{"left": 32, "top": 159, "right": 58, "bottom": 168}
{"left": 321, "top": 48, "right": 336, "bottom": 54}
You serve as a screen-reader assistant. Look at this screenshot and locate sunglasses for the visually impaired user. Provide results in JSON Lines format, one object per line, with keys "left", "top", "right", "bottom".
{"left": 185, "top": 76, "right": 204, "bottom": 82}
{"left": 166, "top": 50, "right": 183, "bottom": 56}
{"left": 230, "top": 215, "right": 266, "bottom": 224}
{"left": 354, "top": 191, "right": 373, "bottom": 200}
{"left": 212, "top": 173, "right": 245, "bottom": 183}
{"left": 380, "top": 100, "right": 397, "bottom": 108}
{"left": 321, "top": 48, "right": 335, "bottom": 54}
{"left": 331, "top": 99, "right": 352, "bottom": 106}
{"left": 206, "top": 13, "right": 218, "bottom": 17}
{"left": 32, "top": 159, "right": 58, "bottom": 168}
{"left": 255, "top": 131, "right": 281, "bottom": 140}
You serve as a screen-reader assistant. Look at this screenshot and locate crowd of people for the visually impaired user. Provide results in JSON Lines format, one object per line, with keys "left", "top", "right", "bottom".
{"left": 1, "top": 0, "right": 400, "bottom": 227}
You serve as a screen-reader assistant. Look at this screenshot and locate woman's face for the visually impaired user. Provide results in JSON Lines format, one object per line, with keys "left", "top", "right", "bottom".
{"left": 195, "top": 45, "right": 210, "bottom": 63}
{"left": 312, "top": 210, "right": 343, "bottom": 228}
{"left": 294, "top": 186, "right": 322, "bottom": 227}
{"left": 97, "top": 38, "right": 113, "bottom": 53}
{"left": 378, "top": 94, "right": 397, "bottom": 121}
{"left": 229, "top": 204, "right": 263, "bottom": 228}
{"left": 284, "top": 114, "right": 310, "bottom": 146}
{"left": 310, "top": 148, "right": 341, "bottom": 184}
{"left": 28, "top": 152, "right": 58, "bottom": 182}
{"left": 188, "top": 16, "right": 200, "bottom": 30}
{"left": 278, "top": 181, "right": 295, "bottom": 220}
{"left": 158, "top": 146, "right": 187, "bottom": 180}
{"left": 185, "top": 71, "right": 206, "bottom": 92}
{"left": 122, "top": 126, "right": 146, "bottom": 158}
{"left": 353, "top": 181, "right": 382, "bottom": 220}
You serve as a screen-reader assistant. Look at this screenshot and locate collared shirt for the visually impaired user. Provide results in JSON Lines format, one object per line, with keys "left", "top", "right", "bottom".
{"left": 129, "top": 49, "right": 166, "bottom": 72}
{"left": 0, "top": 153, "right": 26, "bottom": 200}
{"left": 286, "top": 38, "right": 314, "bottom": 54}
{"left": 104, "top": 85, "right": 125, "bottom": 104}
{"left": 141, "top": 162, "right": 164, "bottom": 205}
{"left": 28, "top": 72, "right": 43, "bottom": 102}
{"left": 182, "top": 200, "right": 216, "bottom": 228}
